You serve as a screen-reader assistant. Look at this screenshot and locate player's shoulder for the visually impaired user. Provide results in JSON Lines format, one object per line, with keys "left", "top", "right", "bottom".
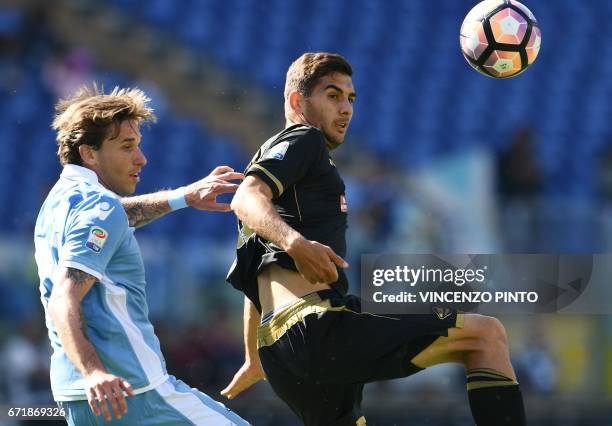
{"left": 272, "top": 124, "right": 326, "bottom": 151}
{"left": 256, "top": 125, "right": 324, "bottom": 162}
{"left": 70, "top": 184, "right": 122, "bottom": 210}
{"left": 280, "top": 124, "right": 324, "bottom": 143}
{"left": 68, "top": 186, "right": 126, "bottom": 226}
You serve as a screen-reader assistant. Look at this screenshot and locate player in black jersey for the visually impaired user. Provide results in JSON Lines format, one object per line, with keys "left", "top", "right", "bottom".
{"left": 222, "top": 52, "right": 526, "bottom": 426}
{"left": 226, "top": 123, "right": 350, "bottom": 313}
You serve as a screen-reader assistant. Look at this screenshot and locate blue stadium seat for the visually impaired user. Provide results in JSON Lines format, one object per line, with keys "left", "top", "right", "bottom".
{"left": 0, "top": 7, "right": 24, "bottom": 36}
{"left": 9, "top": 0, "right": 612, "bottom": 246}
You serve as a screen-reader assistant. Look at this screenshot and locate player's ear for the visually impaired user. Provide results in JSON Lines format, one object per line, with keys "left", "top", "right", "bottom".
{"left": 288, "top": 91, "right": 304, "bottom": 114}
{"left": 78, "top": 144, "right": 97, "bottom": 167}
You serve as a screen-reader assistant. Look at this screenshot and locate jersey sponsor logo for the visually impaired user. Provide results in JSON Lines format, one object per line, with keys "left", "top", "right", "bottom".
{"left": 340, "top": 194, "right": 348, "bottom": 213}
{"left": 86, "top": 226, "right": 108, "bottom": 253}
{"left": 432, "top": 306, "right": 452, "bottom": 320}
{"left": 98, "top": 202, "right": 115, "bottom": 221}
{"left": 264, "top": 141, "right": 289, "bottom": 161}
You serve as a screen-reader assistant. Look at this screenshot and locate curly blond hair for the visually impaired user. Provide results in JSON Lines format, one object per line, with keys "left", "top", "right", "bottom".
{"left": 52, "top": 84, "right": 156, "bottom": 165}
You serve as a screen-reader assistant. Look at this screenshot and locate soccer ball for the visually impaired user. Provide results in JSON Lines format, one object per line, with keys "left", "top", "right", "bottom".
{"left": 460, "top": 0, "right": 541, "bottom": 78}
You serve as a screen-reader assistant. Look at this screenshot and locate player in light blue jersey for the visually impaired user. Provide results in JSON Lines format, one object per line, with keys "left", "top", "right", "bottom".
{"left": 34, "top": 85, "right": 250, "bottom": 425}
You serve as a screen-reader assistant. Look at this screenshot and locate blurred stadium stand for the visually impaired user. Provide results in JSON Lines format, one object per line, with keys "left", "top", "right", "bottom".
{"left": 1, "top": 0, "right": 612, "bottom": 424}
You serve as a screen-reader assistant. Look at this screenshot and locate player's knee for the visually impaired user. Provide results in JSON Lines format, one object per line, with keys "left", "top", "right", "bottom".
{"left": 464, "top": 314, "right": 508, "bottom": 351}
{"left": 476, "top": 315, "right": 509, "bottom": 354}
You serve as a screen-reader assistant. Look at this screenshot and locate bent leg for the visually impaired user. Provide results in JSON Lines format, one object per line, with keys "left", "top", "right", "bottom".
{"left": 411, "top": 313, "right": 525, "bottom": 426}
{"left": 411, "top": 313, "right": 515, "bottom": 378}
{"left": 260, "top": 344, "right": 366, "bottom": 426}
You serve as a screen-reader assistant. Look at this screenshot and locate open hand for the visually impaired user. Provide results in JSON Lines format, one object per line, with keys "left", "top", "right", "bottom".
{"left": 185, "top": 166, "right": 244, "bottom": 212}
{"left": 84, "top": 370, "right": 134, "bottom": 422}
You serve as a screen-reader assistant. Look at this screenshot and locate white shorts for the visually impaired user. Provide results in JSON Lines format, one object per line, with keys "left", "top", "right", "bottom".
{"left": 58, "top": 375, "right": 249, "bottom": 425}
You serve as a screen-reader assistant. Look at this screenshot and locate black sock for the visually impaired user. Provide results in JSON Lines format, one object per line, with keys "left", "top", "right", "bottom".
{"left": 466, "top": 368, "right": 526, "bottom": 426}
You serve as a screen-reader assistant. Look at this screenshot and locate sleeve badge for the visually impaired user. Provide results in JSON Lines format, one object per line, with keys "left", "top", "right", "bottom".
{"left": 86, "top": 226, "right": 108, "bottom": 253}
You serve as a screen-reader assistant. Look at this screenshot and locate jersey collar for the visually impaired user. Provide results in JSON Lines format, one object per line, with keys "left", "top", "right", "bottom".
{"left": 61, "top": 164, "right": 102, "bottom": 187}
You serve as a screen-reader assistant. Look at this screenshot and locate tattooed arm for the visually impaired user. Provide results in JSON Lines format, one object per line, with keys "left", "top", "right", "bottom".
{"left": 121, "top": 166, "right": 244, "bottom": 228}
{"left": 48, "top": 267, "right": 101, "bottom": 375}
{"left": 49, "top": 267, "right": 133, "bottom": 421}
{"left": 121, "top": 191, "right": 172, "bottom": 228}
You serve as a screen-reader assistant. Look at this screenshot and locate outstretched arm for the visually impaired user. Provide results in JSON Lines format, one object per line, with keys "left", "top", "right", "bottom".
{"left": 121, "top": 191, "right": 172, "bottom": 229}
{"left": 231, "top": 174, "right": 347, "bottom": 284}
{"left": 122, "top": 166, "right": 243, "bottom": 228}
{"left": 221, "top": 297, "right": 265, "bottom": 399}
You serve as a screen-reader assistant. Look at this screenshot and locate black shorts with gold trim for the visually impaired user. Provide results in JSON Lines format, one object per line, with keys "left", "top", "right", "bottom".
{"left": 257, "top": 288, "right": 463, "bottom": 426}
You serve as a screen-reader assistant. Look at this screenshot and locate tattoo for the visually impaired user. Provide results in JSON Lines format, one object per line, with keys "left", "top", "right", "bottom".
{"left": 62, "top": 269, "right": 93, "bottom": 339}
{"left": 121, "top": 193, "right": 172, "bottom": 228}
{"left": 66, "top": 267, "right": 95, "bottom": 286}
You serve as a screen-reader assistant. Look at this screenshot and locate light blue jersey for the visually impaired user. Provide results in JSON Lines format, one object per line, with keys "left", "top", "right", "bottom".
{"left": 35, "top": 164, "right": 249, "bottom": 425}
{"left": 34, "top": 165, "right": 169, "bottom": 401}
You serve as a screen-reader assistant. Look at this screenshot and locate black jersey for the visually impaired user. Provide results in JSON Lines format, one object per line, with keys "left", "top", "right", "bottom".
{"left": 226, "top": 124, "right": 348, "bottom": 312}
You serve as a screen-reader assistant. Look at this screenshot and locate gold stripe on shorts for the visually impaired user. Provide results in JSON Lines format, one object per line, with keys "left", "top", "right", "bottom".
{"left": 257, "top": 292, "right": 350, "bottom": 348}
